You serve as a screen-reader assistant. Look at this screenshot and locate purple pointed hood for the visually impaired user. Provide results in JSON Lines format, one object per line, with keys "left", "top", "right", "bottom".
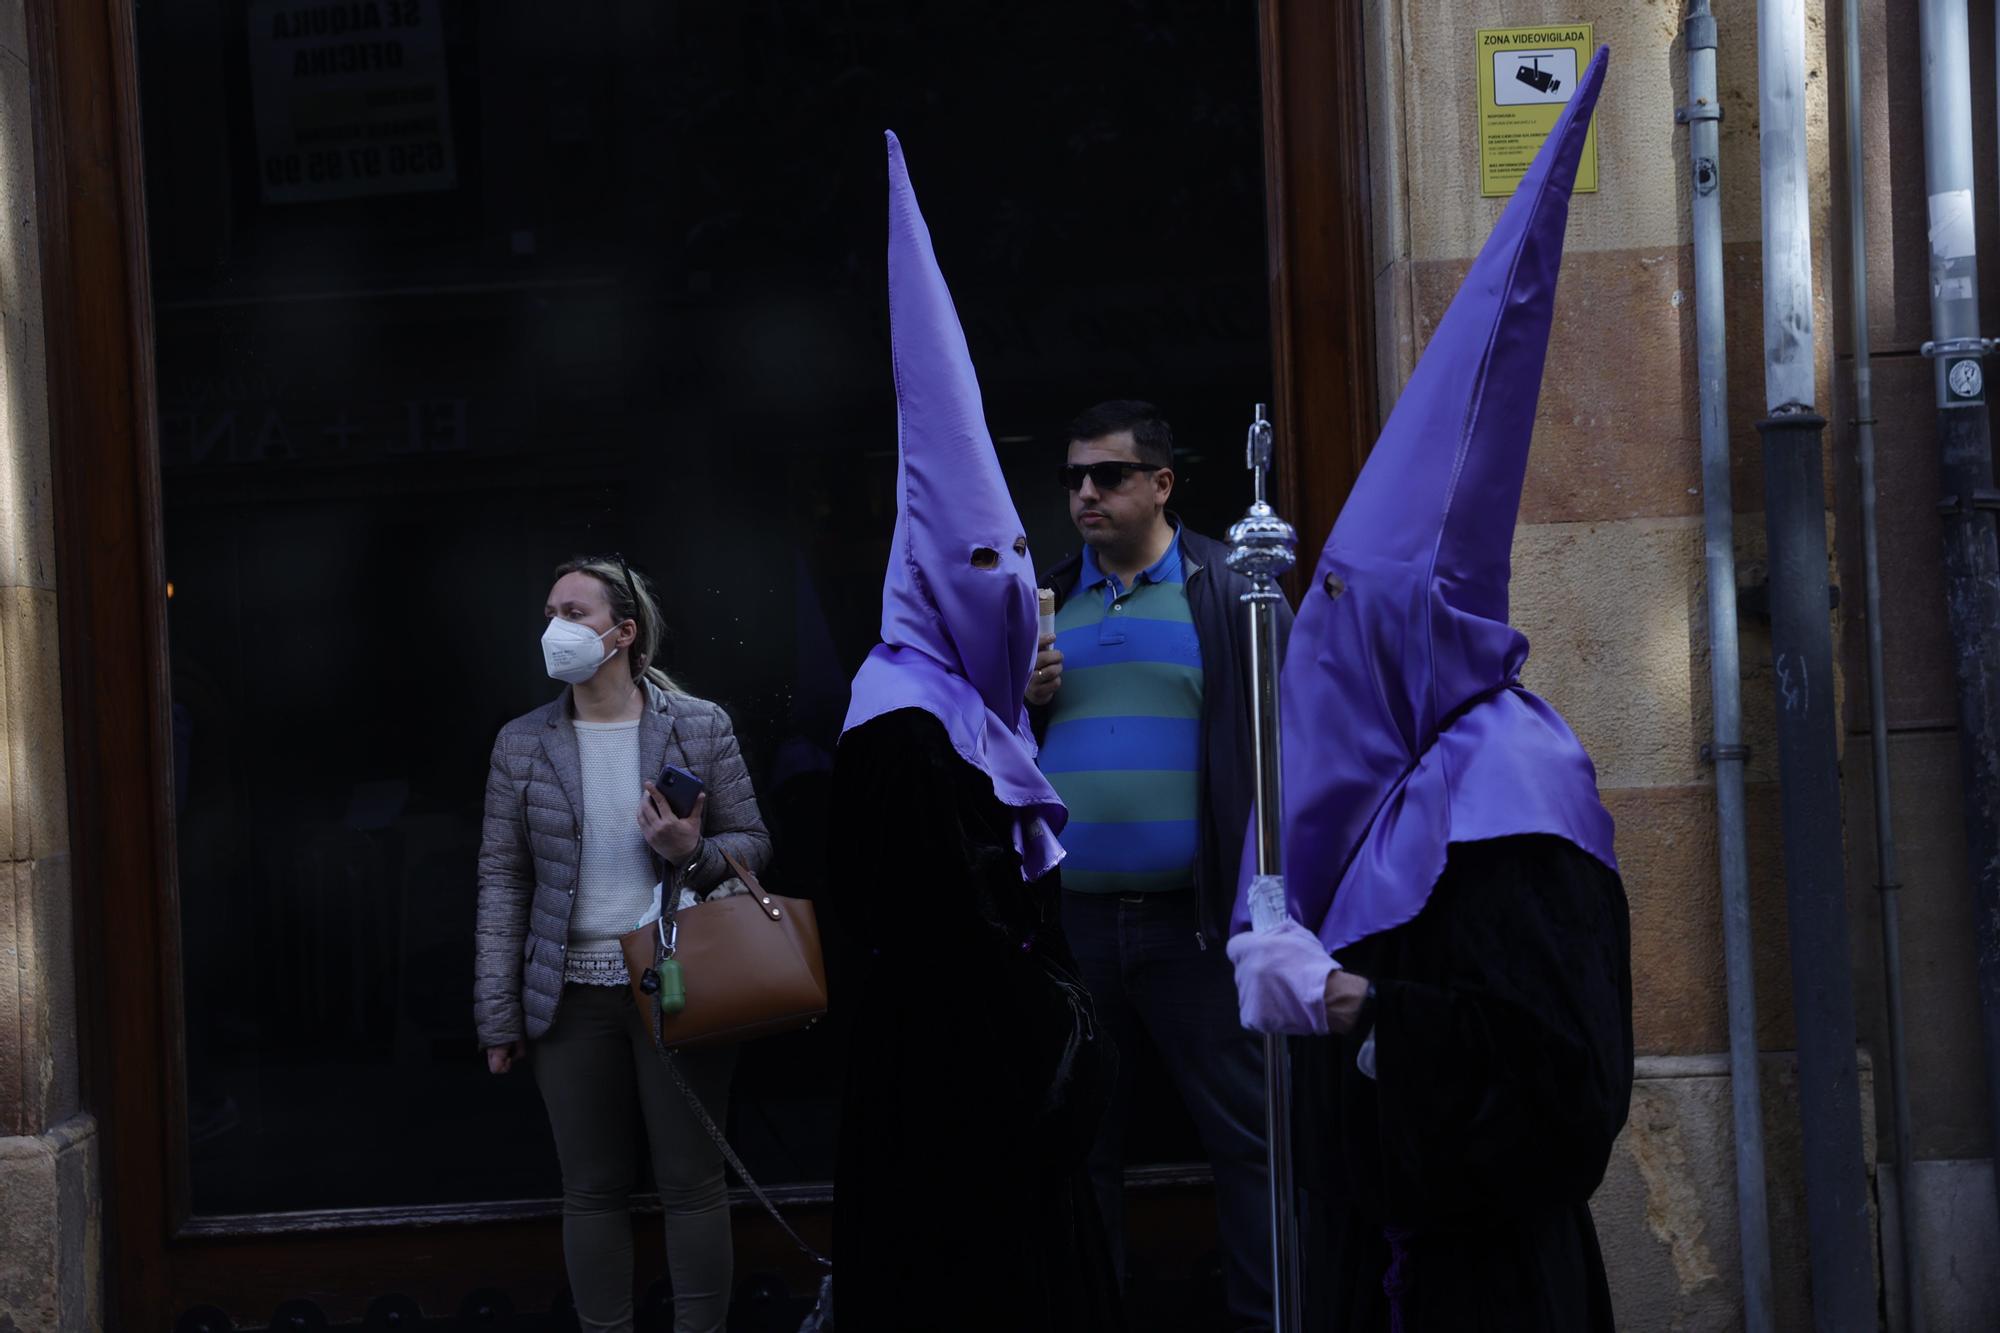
{"left": 841, "top": 131, "right": 1065, "bottom": 880}
{"left": 1237, "top": 48, "right": 1618, "bottom": 951}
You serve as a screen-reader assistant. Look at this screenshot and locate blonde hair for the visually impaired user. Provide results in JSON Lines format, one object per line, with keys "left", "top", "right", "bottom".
{"left": 554, "top": 555, "right": 681, "bottom": 694}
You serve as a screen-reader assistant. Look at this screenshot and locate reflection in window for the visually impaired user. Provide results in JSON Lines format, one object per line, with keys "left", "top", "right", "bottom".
{"left": 141, "top": 0, "right": 1271, "bottom": 1215}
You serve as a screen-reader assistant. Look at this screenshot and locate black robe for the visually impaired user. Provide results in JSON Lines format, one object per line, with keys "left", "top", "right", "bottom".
{"left": 1295, "top": 834, "right": 1634, "bottom": 1332}
{"left": 830, "top": 708, "right": 1122, "bottom": 1332}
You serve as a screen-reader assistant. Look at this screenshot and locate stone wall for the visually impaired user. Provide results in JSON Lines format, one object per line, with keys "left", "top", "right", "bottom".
{"left": 0, "top": 0, "right": 98, "bottom": 1327}
{"left": 1593, "top": 1054, "right": 1875, "bottom": 1330}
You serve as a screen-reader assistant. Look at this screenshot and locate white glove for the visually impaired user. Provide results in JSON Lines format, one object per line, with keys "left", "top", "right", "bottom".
{"left": 1226, "top": 918, "right": 1340, "bottom": 1035}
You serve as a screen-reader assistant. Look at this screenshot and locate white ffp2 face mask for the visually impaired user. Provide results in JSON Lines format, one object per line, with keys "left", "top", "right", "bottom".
{"left": 542, "top": 617, "right": 618, "bottom": 685}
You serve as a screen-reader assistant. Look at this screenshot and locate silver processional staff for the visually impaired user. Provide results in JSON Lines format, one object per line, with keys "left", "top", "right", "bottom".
{"left": 1226, "top": 402, "right": 1302, "bottom": 1332}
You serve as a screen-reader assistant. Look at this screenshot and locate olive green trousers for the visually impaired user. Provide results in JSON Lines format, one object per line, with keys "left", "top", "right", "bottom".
{"left": 533, "top": 983, "right": 736, "bottom": 1333}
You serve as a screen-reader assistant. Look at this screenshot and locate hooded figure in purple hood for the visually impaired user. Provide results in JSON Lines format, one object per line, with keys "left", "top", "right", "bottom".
{"left": 828, "top": 132, "right": 1121, "bottom": 1332}
{"left": 1226, "top": 50, "right": 1633, "bottom": 1332}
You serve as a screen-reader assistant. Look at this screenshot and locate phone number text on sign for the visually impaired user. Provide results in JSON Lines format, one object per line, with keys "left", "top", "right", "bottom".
{"left": 250, "top": 1, "right": 457, "bottom": 204}
{"left": 264, "top": 140, "right": 450, "bottom": 192}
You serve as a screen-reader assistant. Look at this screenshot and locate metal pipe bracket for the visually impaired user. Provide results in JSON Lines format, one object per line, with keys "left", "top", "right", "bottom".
{"left": 1920, "top": 337, "right": 1995, "bottom": 360}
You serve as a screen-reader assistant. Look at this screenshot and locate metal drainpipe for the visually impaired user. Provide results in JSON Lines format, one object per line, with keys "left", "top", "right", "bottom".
{"left": 1844, "top": 0, "right": 1925, "bottom": 1322}
{"left": 1919, "top": 0, "right": 2000, "bottom": 1233}
{"left": 1679, "top": 5, "right": 1775, "bottom": 1328}
{"left": 1754, "top": 0, "right": 1879, "bottom": 1326}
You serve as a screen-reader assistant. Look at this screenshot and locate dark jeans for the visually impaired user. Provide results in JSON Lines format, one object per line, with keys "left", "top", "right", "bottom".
{"left": 532, "top": 984, "right": 737, "bottom": 1333}
{"left": 1061, "top": 889, "right": 1273, "bottom": 1332}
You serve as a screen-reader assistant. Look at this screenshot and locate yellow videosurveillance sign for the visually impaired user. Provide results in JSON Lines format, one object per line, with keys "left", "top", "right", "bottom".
{"left": 1476, "top": 24, "right": 1598, "bottom": 198}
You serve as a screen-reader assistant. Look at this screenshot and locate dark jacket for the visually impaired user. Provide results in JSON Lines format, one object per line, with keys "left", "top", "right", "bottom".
{"left": 1034, "top": 519, "right": 1294, "bottom": 942}
{"left": 831, "top": 708, "right": 1122, "bottom": 1330}
{"left": 1294, "top": 835, "right": 1632, "bottom": 1331}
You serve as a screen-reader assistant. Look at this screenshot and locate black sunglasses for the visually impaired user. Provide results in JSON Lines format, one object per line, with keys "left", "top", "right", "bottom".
{"left": 1056, "top": 461, "right": 1163, "bottom": 492}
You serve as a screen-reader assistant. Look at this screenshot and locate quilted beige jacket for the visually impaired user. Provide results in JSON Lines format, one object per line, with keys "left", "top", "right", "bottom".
{"left": 473, "top": 680, "right": 771, "bottom": 1047}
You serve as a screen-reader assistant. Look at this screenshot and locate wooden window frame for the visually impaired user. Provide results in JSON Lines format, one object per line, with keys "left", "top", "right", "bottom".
{"left": 1259, "top": 0, "right": 1380, "bottom": 570}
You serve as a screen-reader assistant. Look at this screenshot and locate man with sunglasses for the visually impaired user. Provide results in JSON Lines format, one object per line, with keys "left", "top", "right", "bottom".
{"left": 1029, "top": 399, "right": 1290, "bottom": 1330}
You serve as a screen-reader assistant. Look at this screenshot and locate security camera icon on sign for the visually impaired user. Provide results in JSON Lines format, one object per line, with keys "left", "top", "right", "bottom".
{"left": 1495, "top": 49, "right": 1577, "bottom": 106}
{"left": 1516, "top": 56, "right": 1560, "bottom": 93}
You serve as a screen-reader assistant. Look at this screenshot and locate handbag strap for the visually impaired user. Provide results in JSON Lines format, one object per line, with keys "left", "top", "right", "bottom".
{"left": 719, "top": 845, "right": 756, "bottom": 886}
{"left": 716, "top": 846, "right": 786, "bottom": 921}
{"left": 644, "top": 716, "right": 824, "bottom": 1264}
{"left": 645, "top": 1027, "right": 832, "bottom": 1270}
{"left": 648, "top": 710, "right": 828, "bottom": 1270}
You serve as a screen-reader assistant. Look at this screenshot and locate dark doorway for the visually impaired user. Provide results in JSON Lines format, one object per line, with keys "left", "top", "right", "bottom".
{"left": 47, "top": 0, "right": 1374, "bottom": 1326}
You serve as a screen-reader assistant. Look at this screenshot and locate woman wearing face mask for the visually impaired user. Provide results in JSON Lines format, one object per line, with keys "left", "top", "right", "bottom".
{"left": 474, "top": 555, "right": 771, "bottom": 1333}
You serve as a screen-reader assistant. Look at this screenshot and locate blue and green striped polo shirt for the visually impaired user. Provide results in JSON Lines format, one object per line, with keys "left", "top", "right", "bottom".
{"left": 1039, "top": 530, "right": 1204, "bottom": 893}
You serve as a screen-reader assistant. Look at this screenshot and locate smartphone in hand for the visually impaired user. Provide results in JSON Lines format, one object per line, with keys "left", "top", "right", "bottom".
{"left": 655, "top": 764, "right": 705, "bottom": 819}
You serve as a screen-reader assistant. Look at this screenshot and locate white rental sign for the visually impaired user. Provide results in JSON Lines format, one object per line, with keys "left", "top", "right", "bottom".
{"left": 249, "top": 0, "right": 457, "bottom": 203}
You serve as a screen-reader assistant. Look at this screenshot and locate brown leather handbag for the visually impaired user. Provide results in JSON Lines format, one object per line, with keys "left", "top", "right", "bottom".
{"left": 615, "top": 848, "right": 836, "bottom": 1297}
{"left": 617, "top": 847, "right": 828, "bottom": 1049}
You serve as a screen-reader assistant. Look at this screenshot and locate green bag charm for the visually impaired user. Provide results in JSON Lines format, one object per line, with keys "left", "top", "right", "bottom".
{"left": 655, "top": 956, "right": 686, "bottom": 1014}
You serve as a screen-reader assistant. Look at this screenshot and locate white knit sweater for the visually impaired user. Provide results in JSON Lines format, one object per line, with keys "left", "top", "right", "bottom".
{"left": 567, "top": 720, "right": 658, "bottom": 977}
